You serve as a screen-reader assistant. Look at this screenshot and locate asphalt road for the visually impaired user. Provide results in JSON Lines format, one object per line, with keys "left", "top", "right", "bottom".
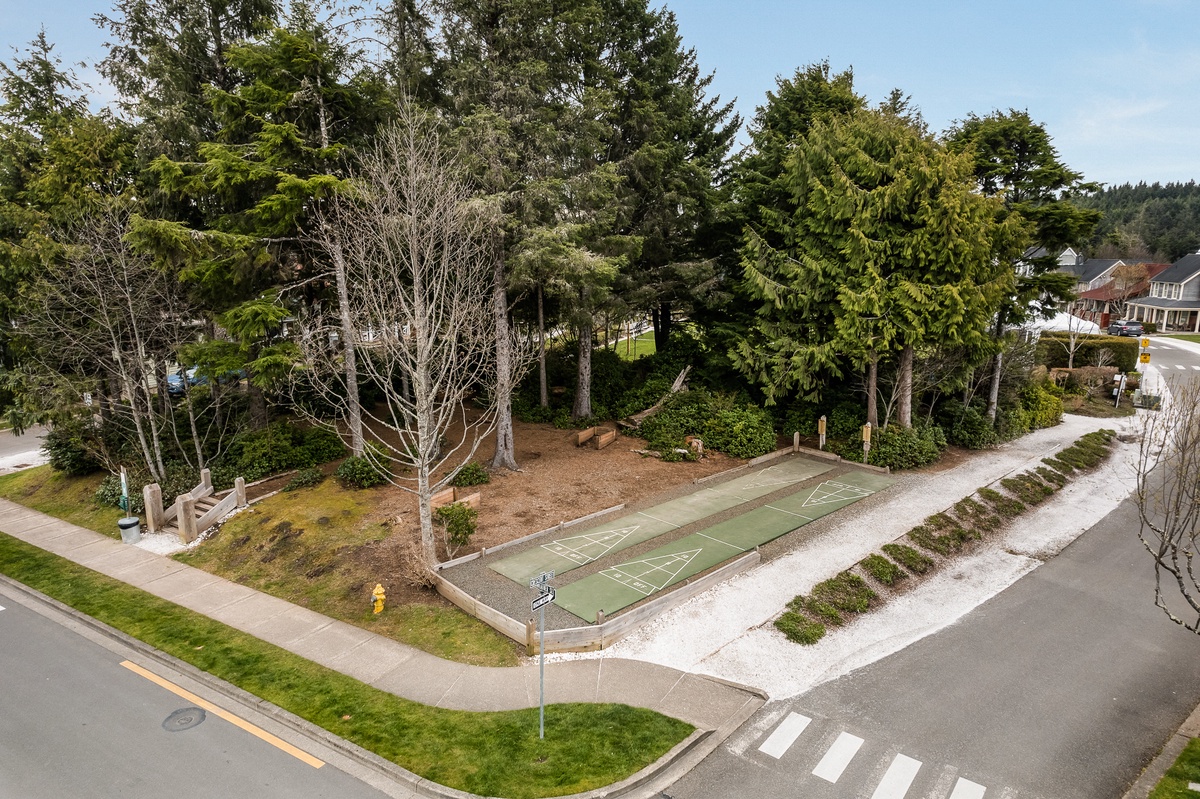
{"left": 0, "top": 585, "right": 395, "bottom": 799}
{"left": 0, "top": 424, "right": 46, "bottom": 465}
{"left": 674, "top": 345, "right": 1200, "bottom": 799}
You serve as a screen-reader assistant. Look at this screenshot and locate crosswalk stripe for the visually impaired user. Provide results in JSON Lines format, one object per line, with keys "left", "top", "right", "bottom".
{"left": 869, "top": 753, "right": 922, "bottom": 798}
{"left": 949, "top": 777, "right": 987, "bottom": 799}
{"left": 758, "top": 712, "right": 812, "bottom": 759}
{"left": 1177, "top": 365, "right": 1187, "bottom": 370}
{"left": 0, "top": 604, "right": 5, "bottom": 611}
{"left": 1191, "top": 365, "right": 1200, "bottom": 370}
{"left": 812, "top": 731, "right": 864, "bottom": 783}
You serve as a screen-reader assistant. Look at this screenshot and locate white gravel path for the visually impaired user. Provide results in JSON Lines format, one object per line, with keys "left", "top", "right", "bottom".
{"left": 550, "top": 399, "right": 1150, "bottom": 700}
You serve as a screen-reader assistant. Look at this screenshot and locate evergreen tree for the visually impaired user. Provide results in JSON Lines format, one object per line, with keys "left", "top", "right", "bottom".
{"left": 946, "top": 109, "right": 1101, "bottom": 419}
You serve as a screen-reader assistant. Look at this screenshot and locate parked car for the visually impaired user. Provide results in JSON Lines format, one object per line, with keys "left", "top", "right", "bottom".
{"left": 1108, "top": 320, "right": 1144, "bottom": 337}
{"left": 165, "top": 366, "right": 201, "bottom": 397}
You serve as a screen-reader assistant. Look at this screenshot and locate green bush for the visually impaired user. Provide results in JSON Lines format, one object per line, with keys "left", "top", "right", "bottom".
{"left": 435, "top": 502, "right": 478, "bottom": 552}
{"left": 43, "top": 419, "right": 102, "bottom": 476}
{"left": 224, "top": 421, "right": 348, "bottom": 482}
{"left": 995, "top": 404, "right": 1033, "bottom": 442}
{"left": 860, "top": 554, "right": 904, "bottom": 586}
{"left": 1020, "top": 384, "right": 1064, "bottom": 429}
{"left": 774, "top": 611, "right": 826, "bottom": 645}
{"left": 827, "top": 401, "right": 866, "bottom": 439}
{"left": 1037, "top": 332, "right": 1138, "bottom": 372}
{"left": 701, "top": 406, "right": 777, "bottom": 459}
{"left": 296, "top": 426, "right": 348, "bottom": 466}
{"left": 451, "top": 462, "right": 490, "bottom": 488}
{"left": 939, "top": 399, "right": 998, "bottom": 449}
{"left": 840, "top": 422, "right": 946, "bottom": 470}
{"left": 283, "top": 468, "right": 325, "bottom": 492}
{"left": 94, "top": 473, "right": 144, "bottom": 514}
{"left": 335, "top": 456, "right": 388, "bottom": 489}
{"left": 882, "top": 543, "right": 934, "bottom": 574}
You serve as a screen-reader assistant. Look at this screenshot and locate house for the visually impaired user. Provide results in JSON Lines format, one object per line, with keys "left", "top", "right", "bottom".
{"left": 1076, "top": 262, "right": 1170, "bottom": 329}
{"left": 1020, "top": 246, "right": 1081, "bottom": 277}
{"left": 1058, "top": 258, "right": 1124, "bottom": 294}
{"left": 1126, "top": 252, "right": 1200, "bottom": 332}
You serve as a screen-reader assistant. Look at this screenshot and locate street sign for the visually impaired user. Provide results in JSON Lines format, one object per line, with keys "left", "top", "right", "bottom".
{"left": 529, "top": 571, "right": 555, "bottom": 589}
{"left": 532, "top": 589, "right": 555, "bottom": 612}
{"left": 1140, "top": 352, "right": 1151, "bottom": 364}
{"left": 1141, "top": 337, "right": 1151, "bottom": 349}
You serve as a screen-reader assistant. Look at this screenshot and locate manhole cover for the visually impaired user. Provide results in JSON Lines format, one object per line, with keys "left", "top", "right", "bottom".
{"left": 162, "top": 707, "right": 207, "bottom": 732}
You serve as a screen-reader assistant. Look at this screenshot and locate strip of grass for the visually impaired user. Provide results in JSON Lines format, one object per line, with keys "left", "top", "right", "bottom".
{"left": 0, "top": 533, "right": 691, "bottom": 799}
{"left": 882, "top": 543, "right": 934, "bottom": 575}
{"left": 859, "top": 553, "right": 905, "bottom": 586}
{"left": 1149, "top": 736, "right": 1200, "bottom": 799}
{"left": 616, "top": 331, "right": 657, "bottom": 361}
{"left": 0, "top": 466, "right": 123, "bottom": 537}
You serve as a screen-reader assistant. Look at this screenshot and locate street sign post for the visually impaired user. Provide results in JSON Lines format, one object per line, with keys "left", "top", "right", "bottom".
{"left": 529, "top": 571, "right": 555, "bottom": 739}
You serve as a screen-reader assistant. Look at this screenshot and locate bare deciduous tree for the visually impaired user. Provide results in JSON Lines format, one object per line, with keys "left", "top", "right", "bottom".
{"left": 301, "top": 112, "right": 500, "bottom": 568}
{"left": 25, "top": 205, "right": 196, "bottom": 482}
{"left": 1136, "top": 378, "right": 1200, "bottom": 634}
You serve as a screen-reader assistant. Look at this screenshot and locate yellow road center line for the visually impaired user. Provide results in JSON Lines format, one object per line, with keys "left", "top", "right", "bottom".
{"left": 120, "top": 660, "right": 324, "bottom": 768}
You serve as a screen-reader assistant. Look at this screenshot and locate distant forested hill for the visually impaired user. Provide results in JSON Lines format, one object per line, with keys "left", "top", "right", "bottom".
{"left": 1080, "top": 181, "right": 1200, "bottom": 262}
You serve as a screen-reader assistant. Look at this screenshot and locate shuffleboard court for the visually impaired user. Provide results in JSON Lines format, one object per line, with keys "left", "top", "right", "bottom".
{"left": 488, "top": 457, "right": 834, "bottom": 584}
{"left": 552, "top": 470, "right": 894, "bottom": 622}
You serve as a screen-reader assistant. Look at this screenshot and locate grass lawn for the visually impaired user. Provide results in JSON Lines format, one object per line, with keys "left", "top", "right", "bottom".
{"left": 176, "top": 479, "right": 521, "bottom": 667}
{"left": 617, "top": 331, "right": 657, "bottom": 361}
{"left": 1063, "top": 394, "right": 1137, "bottom": 419}
{"left": 0, "top": 533, "right": 692, "bottom": 799}
{"left": 1150, "top": 737, "right": 1200, "bottom": 799}
{"left": 1168, "top": 334, "right": 1200, "bottom": 345}
{"left": 0, "top": 466, "right": 124, "bottom": 537}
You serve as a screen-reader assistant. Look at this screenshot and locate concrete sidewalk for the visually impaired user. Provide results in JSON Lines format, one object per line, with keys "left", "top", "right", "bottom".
{"left": 0, "top": 497, "right": 763, "bottom": 747}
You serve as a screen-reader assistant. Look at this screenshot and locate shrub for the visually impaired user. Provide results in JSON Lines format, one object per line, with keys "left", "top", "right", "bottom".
{"left": 283, "top": 468, "right": 325, "bottom": 492}
{"left": 840, "top": 422, "right": 946, "bottom": 470}
{"left": 435, "top": 502, "right": 478, "bottom": 554}
{"left": 995, "top": 404, "right": 1033, "bottom": 442}
{"left": 94, "top": 474, "right": 144, "bottom": 514}
{"left": 882, "top": 543, "right": 934, "bottom": 574}
{"left": 450, "top": 462, "right": 490, "bottom": 488}
{"left": 296, "top": 426, "right": 348, "bottom": 466}
{"left": 43, "top": 419, "right": 102, "bottom": 476}
{"left": 1020, "top": 384, "right": 1064, "bottom": 429}
{"left": 860, "top": 554, "right": 904, "bottom": 586}
{"left": 811, "top": 571, "right": 877, "bottom": 614}
{"left": 701, "top": 406, "right": 777, "bottom": 459}
{"left": 939, "top": 399, "right": 998, "bottom": 450}
{"left": 774, "top": 611, "right": 826, "bottom": 645}
{"left": 335, "top": 456, "right": 388, "bottom": 489}
{"left": 1035, "top": 465, "right": 1068, "bottom": 488}
{"left": 977, "top": 486, "right": 1025, "bottom": 518}
{"left": 1036, "top": 332, "right": 1138, "bottom": 372}
{"left": 827, "top": 401, "right": 866, "bottom": 439}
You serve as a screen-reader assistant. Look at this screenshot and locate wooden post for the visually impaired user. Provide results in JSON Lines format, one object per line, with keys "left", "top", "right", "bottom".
{"left": 793, "top": 431, "right": 799, "bottom": 452}
{"left": 234, "top": 477, "right": 247, "bottom": 507}
{"left": 176, "top": 494, "right": 197, "bottom": 544}
{"left": 526, "top": 618, "right": 536, "bottom": 657}
{"left": 143, "top": 483, "right": 163, "bottom": 534}
{"left": 200, "top": 468, "right": 212, "bottom": 492}
{"left": 596, "top": 609, "right": 605, "bottom": 625}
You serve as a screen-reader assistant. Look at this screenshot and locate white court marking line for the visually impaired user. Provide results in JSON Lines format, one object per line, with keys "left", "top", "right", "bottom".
{"left": 696, "top": 532, "right": 746, "bottom": 552}
{"left": 870, "top": 753, "right": 922, "bottom": 799}
{"left": 764, "top": 504, "right": 815, "bottom": 520}
{"left": 812, "top": 731, "right": 864, "bottom": 783}
{"left": 758, "top": 712, "right": 812, "bottom": 759}
{"left": 635, "top": 511, "right": 682, "bottom": 528}
{"left": 948, "top": 777, "right": 987, "bottom": 799}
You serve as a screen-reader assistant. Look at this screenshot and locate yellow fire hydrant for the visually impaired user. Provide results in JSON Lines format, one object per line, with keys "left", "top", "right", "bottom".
{"left": 371, "top": 583, "right": 386, "bottom": 614}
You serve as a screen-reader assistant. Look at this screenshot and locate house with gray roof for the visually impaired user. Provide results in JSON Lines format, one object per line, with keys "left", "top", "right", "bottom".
{"left": 1058, "top": 258, "right": 1124, "bottom": 294}
{"left": 1126, "top": 251, "right": 1200, "bottom": 332}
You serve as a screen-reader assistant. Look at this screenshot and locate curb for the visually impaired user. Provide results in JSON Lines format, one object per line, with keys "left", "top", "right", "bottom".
{"left": 0, "top": 571, "right": 755, "bottom": 799}
{"left": 1121, "top": 703, "right": 1200, "bottom": 799}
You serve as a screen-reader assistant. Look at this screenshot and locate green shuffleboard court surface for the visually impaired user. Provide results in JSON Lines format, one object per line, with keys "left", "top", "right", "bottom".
{"left": 488, "top": 457, "right": 834, "bottom": 584}
{"left": 552, "top": 470, "right": 894, "bottom": 623}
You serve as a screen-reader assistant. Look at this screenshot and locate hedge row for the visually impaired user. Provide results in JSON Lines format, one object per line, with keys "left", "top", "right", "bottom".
{"left": 1036, "top": 332, "right": 1139, "bottom": 372}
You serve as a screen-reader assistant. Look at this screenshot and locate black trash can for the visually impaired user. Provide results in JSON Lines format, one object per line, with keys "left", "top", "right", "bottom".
{"left": 117, "top": 517, "right": 141, "bottom": 545}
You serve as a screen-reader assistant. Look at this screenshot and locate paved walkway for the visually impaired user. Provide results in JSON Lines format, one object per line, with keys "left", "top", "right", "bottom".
{"left": 0, "top": 498, "right": 763, "bottom": 738}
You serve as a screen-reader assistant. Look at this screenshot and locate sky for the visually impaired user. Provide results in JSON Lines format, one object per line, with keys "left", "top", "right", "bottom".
{"left": 2, "top": 0, "right": 1198, "bottom": 187}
